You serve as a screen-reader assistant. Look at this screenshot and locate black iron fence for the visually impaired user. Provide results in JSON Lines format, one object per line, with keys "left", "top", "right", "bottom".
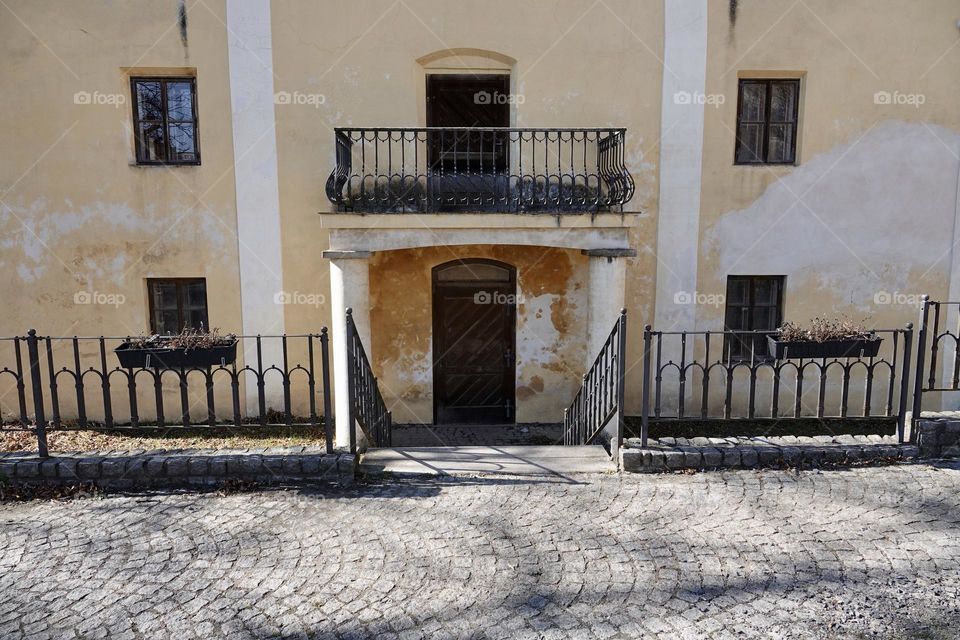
{"left": 325, "top": 127, "right": 635, "bottom": 213}
{"left": 913, "top": 297, "right": 960, "bottom": 424}
{"left": 563, "top": 311, "right": 627, "bottom": 460}
{"left": 345, "top": 309, "right": 391, "bottom": 449}
{"left": 1, "top": 330, "right": 334, "bottom": 455}
{"left": 638, "top": 325, "right": 915, "bottom": 446}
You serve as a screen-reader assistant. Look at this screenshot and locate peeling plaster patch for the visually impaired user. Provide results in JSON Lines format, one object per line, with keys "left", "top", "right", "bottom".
{"left": 706, "top": 121, "right": 960, "bottom": 314}
{"left": 516, "top": 293, "right": 562, "bottom": 366}
{"left": 0, "top": 198, "right": 232, "bottom": 283}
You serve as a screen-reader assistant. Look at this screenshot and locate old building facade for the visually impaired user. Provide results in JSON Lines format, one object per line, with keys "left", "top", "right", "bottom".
{"left": 2, "top": 0, "right": 958, "bottom": 444}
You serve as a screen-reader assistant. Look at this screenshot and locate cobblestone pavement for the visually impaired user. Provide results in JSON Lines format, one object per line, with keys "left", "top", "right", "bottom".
{"left": 2, "top": 463, "right": 960, "bottom": 639}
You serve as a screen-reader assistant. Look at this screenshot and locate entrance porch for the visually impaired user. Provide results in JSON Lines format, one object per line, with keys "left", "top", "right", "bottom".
{"left": 321, "top": 213, "right": 638, "bottom": 451}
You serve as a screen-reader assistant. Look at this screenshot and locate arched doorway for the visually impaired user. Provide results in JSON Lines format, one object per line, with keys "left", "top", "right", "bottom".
{"left": 432, "top": 259, "right": 517, "bottom": 424}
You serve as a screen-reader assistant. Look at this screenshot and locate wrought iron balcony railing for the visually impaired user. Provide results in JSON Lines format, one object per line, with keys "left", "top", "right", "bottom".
{"left": 325, "top": 127, "right": 635, "bottom": 213}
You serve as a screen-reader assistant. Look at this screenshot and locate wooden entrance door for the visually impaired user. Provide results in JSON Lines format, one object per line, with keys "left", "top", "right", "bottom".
{"left": 432, "top": 260, "right": 516, "bottom": 424}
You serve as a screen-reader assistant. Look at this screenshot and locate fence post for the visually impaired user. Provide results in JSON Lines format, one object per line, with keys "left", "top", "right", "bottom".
{"left": 911, "top": 296, "right": 930, "bottom": 443}
{"left": 320, "top": 328, "right": 334, "bottom": 454}
{"left": 613, "top": 309, "right": 627, "bottom": 468}
{"left": 896, "top": 323, "right": 914, "bottom": 444}
{"left": 26, "top": 330, "right": 48, "bottom": 457}
{"left": 640, "top": 325, "right": 652, "bottom": 448}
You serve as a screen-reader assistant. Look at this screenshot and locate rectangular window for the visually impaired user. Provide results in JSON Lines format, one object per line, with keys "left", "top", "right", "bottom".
{"left": 724, "top": 276, "right": 785, "bottom": 359}
{"left": 131, "top": 77, "right": 200, "bottom": 165}
{"left": 735, "top": 79, "right": 799, "bottom": 165}
{"left": 147, "top": 278, "right": 208, "bottom": 335}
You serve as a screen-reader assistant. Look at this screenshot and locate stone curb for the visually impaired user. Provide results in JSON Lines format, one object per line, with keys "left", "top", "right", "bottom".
{"left": 917, "top": 419, "right": 960, "bottom": 458}
{"left": 620, "top": 433, "right": 933, "bottom": 473}
{"left": 0, "top": 449, "right": 357, "bottom": 489}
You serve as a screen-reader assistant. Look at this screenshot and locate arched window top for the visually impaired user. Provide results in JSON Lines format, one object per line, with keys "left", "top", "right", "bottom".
{"left": 434, "top": 259, "right": 514, "bottom": 282}
{"left": 417, "top": 48, "right": 515, "bottom": 72}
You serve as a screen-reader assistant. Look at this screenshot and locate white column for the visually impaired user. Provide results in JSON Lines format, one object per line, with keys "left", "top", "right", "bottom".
{"left": 326, "top": 251, "right": 372, "bottom": 451}
{"left": 226, "top": 0, "right": 286, "bottom": 412}
{"left": 584, "top": 250, "right": 630, "bottom": 365}
{"left": 943, "top": 145, "right": 960, "bottom": 410}
{"left": 654, "top": 0, "right": 708, "bottom": 331}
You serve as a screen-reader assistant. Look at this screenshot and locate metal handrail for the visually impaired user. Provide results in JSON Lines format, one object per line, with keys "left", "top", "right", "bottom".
{"left": 563, "top": 310, "right": 626, "bottom": 462}
{"left": 345, "top": 309, "right": 392, "bottom": 450}
{"left": 325, "top": 126, "right": 635, "bottom": 213}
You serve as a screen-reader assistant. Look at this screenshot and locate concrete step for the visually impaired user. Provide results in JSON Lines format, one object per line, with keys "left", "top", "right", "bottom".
{"left": 360, "top": 445, "right": 613, "bottom": 477}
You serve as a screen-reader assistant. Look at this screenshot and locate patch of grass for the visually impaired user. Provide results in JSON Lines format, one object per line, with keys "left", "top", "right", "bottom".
{"left": 624, "top": 416, "right": 896, "bottom": 440}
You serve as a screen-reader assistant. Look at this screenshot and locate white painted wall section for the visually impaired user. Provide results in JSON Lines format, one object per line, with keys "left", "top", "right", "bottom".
{"left": 654, "top": 0, "right": 708, "bottom": 331}
{"left": 586, "top": 256, "right": 627, "bottom": 365}
{"left": 226, "top": 0, "right": 286, "bottom": 410}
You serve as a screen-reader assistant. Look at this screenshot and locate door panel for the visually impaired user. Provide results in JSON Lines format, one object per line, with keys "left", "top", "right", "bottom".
{"left": 432, "top": 262, "right": 516, "bottom": 424}
{"left": 426, "top": 74, "right": 510, "bottom": 210}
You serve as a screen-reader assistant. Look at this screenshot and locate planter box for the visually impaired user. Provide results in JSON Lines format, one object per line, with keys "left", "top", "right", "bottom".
{"left": 767, "top": 335, "right": 882, "bottom": 360}
{"left": 114, "top": 340, "right": 238, "bottom": 369}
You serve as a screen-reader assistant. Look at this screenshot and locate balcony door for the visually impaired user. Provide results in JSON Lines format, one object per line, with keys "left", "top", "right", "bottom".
{"left": 426, "top": 74, "right": 510, "bottom": 209}
{"left": 432, "top": 259, "right": 516, "bottom": 424}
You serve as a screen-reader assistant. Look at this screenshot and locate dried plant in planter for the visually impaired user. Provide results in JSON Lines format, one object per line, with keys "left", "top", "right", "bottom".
{"left": 776, "top": 317, "right": 875, "bottom": 343}
{"left": 124, "top": 327, "right": 236, "bottom": 351}
{"left": 115, "top": 326, "right": 238, "bottom": 369}
{"left": 769, "top": 317, "right": 881, "bottom": 359}
{"left": 165, "top": 327, "right": 236, "bottom": 351}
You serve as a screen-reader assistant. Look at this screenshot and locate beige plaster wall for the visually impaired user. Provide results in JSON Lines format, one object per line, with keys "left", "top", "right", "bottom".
{"left": 0, "top": 0, "right": 241, "bottom": 339}
{"left": 0, "top": 0, "right": 251, "bottom": 420}
{"left": 697, "top": 0, "right": 960, "bottom": 333}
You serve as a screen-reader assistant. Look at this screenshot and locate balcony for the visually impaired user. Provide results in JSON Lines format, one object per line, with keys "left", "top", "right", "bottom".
{"left": 325, "top": 127, "right": 635, "bottom": 214}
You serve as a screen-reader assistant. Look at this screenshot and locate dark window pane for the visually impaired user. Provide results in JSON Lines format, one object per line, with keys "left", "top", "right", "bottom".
{"left": 184, "top": 281, "right": 207, "bottom": 306}
{"left": 725, "top": 308, "right": 747, "bottom": 333}
{"left": 739, "top": 83, "right": 766, "bottom": 121}
{"left": 135, "top": 81, "right": 163, "bottom": 121}
{"left": 168, "top": 123, "right": 196, "bottom": 161}
{"left": 138, "top": 123, "right": 166, "bottom": 162}
{"left": 769, "top": 82, "right": 797, "bottom": 122}
{"left": 767, "top": 124, "right": 795, "bottom": 163}
{"left": 726, "top": 278, "right": 750, "bottom": 305}
{"left": 753, "top": 278, "right": 780, "bottom": 305}
{"left": 184, "top": 308, "right": 208, "bottom": 330}
{"left": 152, "top": 282, "right": 178, "bottom": 310}
{"left": 736, "top": 124, "right": 764, "bottom": 163}
{"left": 158, "top": 310, "right": 179, "bottom": 335}
{"left": 753, "top": 307, "right": 774, "bottom": 331}
{"left": 166, "top": 81, "right": 194, "bottom": 121}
